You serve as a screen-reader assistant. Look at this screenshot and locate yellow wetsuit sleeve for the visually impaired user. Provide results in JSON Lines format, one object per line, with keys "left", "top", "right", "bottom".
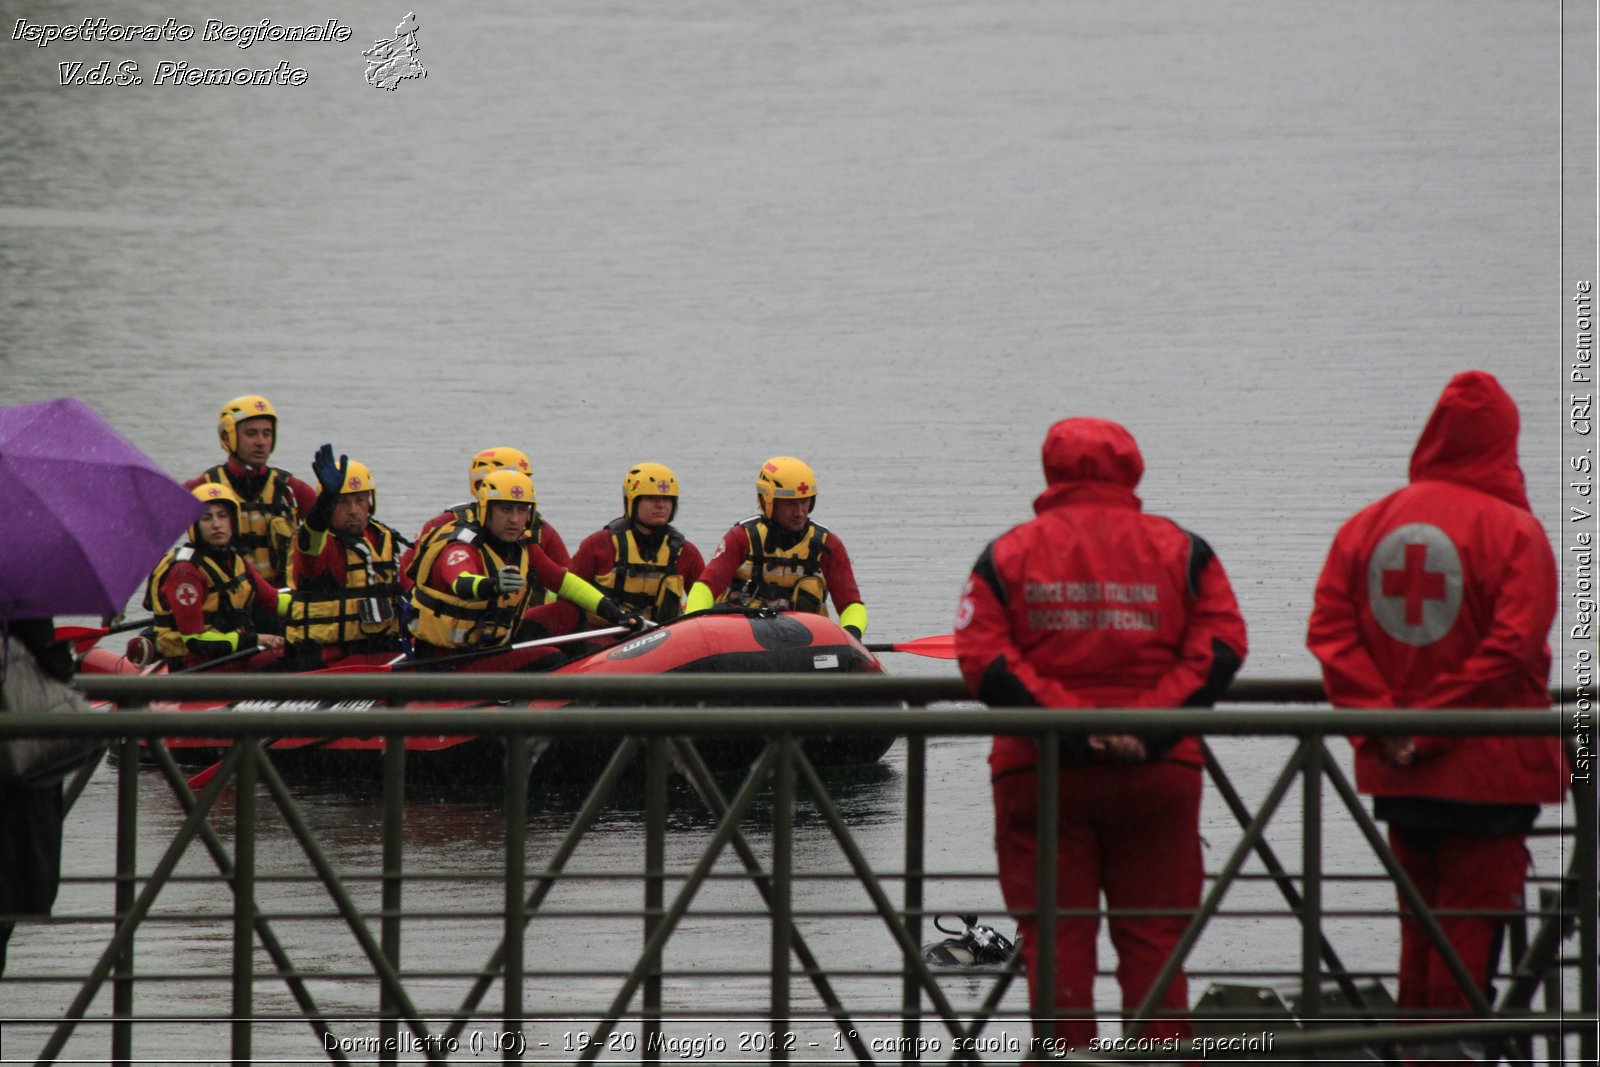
{"left": 685, "top": 581, "right": 715, "bottom": 614}
{"left": 557, "top": 571, "right": 607, "bottom": 614}
{"left": 299, "top": 524, "right": 330, "bottom": 559}
{"left": 839, "top": 601, "right": 867, "bottom": 637}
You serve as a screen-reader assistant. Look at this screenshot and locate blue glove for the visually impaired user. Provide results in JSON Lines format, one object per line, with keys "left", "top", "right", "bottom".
{"left": 312, "top": 443, "right": 348, "bottom": 496}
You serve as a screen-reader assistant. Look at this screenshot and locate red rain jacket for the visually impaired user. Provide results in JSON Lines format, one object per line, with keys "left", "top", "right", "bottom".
{"left": 955, "top": 418, "right": 1248, "bottom": 776}
{"left": 1306, "top": 371, "right": 1566, "bottom": 804}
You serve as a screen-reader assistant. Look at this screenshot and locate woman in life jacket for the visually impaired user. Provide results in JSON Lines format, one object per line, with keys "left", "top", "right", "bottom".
{"left": 144, "top": 483, "right": 288, "bottom": 666}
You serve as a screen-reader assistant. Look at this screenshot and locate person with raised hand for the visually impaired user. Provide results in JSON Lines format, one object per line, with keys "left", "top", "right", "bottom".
{"left": 684, "top": 456, "right": 867, "bottom": 639}
{"left": 280, "top": 444, "right": 408, "bottom": 666}
{"left": 406, "top": 469, "right": 640, "bottom": 657}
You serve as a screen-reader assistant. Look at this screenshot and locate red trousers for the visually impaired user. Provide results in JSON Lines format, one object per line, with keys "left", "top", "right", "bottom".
{"left": 993, "top": 760, "right": 1202, "bottom": 1053}
{"left": 1388, "top": 825, "right": 1528, "bottom": 1015}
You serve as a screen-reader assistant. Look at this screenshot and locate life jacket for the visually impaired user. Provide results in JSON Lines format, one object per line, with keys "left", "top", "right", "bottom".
{"left": 593, "top": 517, "right": 686, "bottom": 622}
{"left": 199, "top": 464, "right": 299, "bottom": 585}
{"left": 143, "top": 545, "right": 255, "bottom": 659}
{"left": 405, "top": 504, "right": 547, "bottom": 595}
{"left": 283, "top": 521, "right": 403, "bottom": 648}
{"left": 721, "top": 517, "right": 831, "bottom": 615}
{"left": 406, "top": 524, "right": 531, "bottom": 650}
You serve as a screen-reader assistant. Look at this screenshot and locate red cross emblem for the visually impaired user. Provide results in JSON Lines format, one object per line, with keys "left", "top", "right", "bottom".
{"left": 518, "top": 459, "right": 531, "bottom": 472}
{"left": 510, "top": 485, "right": 525, "bottom": 499}
{"left": 204, "top": 486, "right": 223, "bottom": 499}
{"left": 253, "top": 400, "right": 268, "bottom": 412}
{"left": 1368, "top": 523, "right": 1461, "bottom": 646}
{"left": 1382, "top": 543, "right": 1444, "bottom": 625}
{"left": 175, "top": 582, "right": 200, "bottom": 607}
{"left": 796, "top": 482, "right": 811, "bottom": 494}
{"left": 656, "top": 479, "right": 671, "bottom": 493}
{"left": 349, "top": 477, "right": 363, "bottom": 489}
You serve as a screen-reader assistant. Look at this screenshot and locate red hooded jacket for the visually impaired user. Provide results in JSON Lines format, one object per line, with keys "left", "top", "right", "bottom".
{"left": 955, "top": 418, "right": 1248, "bottom": 776}
{"left": 1306, "top": 371, "right": 1566, "bottom": 804}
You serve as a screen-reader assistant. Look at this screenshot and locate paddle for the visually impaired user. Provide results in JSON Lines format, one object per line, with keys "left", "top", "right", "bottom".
{"left": 185, "top": 736, "right": 336, "bottom": 791}
{"left": 388, "top": 624, "right": 638, "bottom": 671}
{"left": 863, "top": 633, "right": 956, "bottom": 659}
{"left": 171, "top": 644, "right": 280, "bottom": 674}
{"left": 55, "top": 617, "right": 157, "bottom": 652}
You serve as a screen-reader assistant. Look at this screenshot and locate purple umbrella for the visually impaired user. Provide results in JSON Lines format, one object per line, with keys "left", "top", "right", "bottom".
{"left": 0, "top": 397, "right": 201, "bottom": 620}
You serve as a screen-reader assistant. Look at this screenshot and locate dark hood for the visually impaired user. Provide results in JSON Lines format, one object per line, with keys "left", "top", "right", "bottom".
{"left": 1408, "top": 371, "right": 1530, "bottom": 511}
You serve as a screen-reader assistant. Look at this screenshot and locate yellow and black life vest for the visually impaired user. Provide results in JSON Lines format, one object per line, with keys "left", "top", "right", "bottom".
{"left": 405, "top": 503, "right": 547, "bottom": 594}
{"left": 593, "top": 517, "right": 686, "bottom": 622}
{"left": 283, "top": 521, "right": 403, "bottom": 648}
{"left": 406, "top": 524, "right": 532, "bottom": 650}
{"left": 721, "top": 517, "right": 831, "bottom": 615}
{"left": 143, "top": 546, "right": 255, "bottom": 659}
{"left": 199, "top": 464, "right": 299, "bottom": 585}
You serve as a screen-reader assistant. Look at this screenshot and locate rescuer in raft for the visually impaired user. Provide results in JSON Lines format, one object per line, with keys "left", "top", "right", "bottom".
{"left": 185, "top": 394, "right": 317, "bottom": 592}
{"left": 280, "top": 444, "right": 408, "bottom": 667}
{"left": 397, "top": 446, "right": 572, "bottom": 595}
{"left": 406, "top": 468, "right": 641, "bottom": 656}
{"left": 684, "top": 456, "right": 868, "bottom": 639}
{"left": 571, "top": 462, "right": 705, "bottom": 624}
{"left": 144, "top": 482, "right": 288, "bottom": 667}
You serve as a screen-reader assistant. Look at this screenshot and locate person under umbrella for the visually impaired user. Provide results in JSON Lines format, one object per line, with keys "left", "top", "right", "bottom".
{"left": 143, "top": 483, "right": 287, "bottom": 668}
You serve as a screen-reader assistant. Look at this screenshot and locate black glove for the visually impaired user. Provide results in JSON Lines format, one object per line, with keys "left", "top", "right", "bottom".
{"left": 843, "top": 625, "right": 863, "bottom": 640}
{"left": 594, "top": 598, "right": 644, "bottom": 630}
{"left": 311, "top": 443, "right": 348, "bottom": 496}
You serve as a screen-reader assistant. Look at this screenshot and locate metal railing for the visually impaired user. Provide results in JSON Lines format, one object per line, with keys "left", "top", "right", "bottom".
{"left": 0, "top": 672, "right": 1592, "bottom": 1065}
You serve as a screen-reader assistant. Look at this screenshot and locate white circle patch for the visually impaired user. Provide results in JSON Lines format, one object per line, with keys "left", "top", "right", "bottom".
{"left": 1365, "top": 523, "right": 1462, "bottom": 647}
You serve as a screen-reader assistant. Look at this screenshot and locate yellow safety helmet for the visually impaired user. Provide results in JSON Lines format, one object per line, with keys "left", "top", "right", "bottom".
{"left": 217, "top": 395, "right": 277, "bottom": 456}
{"left": 755, "top": 456, "right": 818, "bottom": 519}
{"left": 468, "top": 447, "right": 533, "bottom": 494}
{"left": 474, "top": 468, "right": 536, "bottom": 525}
{"left": 340, "top": 459, "right": 377, "bottom": 513}
{"left": 623, "top": 462, "right": 679, "bottom": 522}
{"left": 189, "top": 482, "right": 242, "bottom": 543}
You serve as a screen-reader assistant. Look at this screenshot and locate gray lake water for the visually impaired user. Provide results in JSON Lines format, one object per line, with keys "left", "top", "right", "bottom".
{"left": 0, "top": 1, "right": 1587, "bottom": 1061}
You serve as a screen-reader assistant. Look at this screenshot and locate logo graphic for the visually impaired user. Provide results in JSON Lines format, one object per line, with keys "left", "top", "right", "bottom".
{"left": 348, "top": 476, "right": 363, "bottom": 489}
{"left": 363, "top": 12, "right": 425, "bottom": 90}
{"left": 655, "top": 479, "right": 671, "bottom": 493}
{"left": 175, "top": 582, "right": 200, "bottom": 608}
{"left": 1366, "top": 523, "right": 1462, "bottom": 646}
